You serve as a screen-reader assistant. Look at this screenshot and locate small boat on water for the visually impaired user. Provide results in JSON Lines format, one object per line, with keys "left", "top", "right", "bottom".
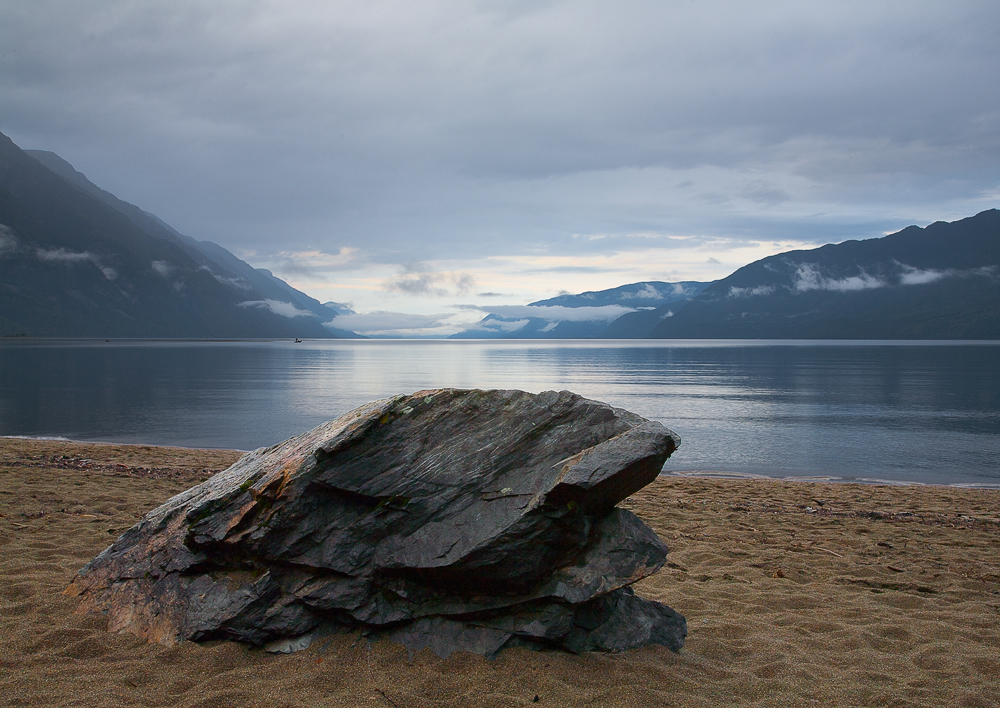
{"left": 294, "top": 338, "right": 302, "bottom": 343}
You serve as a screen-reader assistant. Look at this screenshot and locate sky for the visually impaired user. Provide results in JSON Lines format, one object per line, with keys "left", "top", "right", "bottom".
{"left": 2, "top": 0, "right": 998, "bottom": 335}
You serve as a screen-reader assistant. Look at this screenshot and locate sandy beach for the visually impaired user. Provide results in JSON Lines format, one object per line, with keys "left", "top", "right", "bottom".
{"left": 1, "top": 437, "right": 998, "bottom": 707}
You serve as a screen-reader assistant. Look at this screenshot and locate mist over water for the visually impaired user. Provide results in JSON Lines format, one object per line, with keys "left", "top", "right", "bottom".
{"left": 2, "top": 340, "right": 998, "bottom": 486}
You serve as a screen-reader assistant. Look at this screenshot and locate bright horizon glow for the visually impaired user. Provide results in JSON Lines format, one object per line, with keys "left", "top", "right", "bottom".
{"left": 261, "top": 236, "right": 839, "bottom": 335}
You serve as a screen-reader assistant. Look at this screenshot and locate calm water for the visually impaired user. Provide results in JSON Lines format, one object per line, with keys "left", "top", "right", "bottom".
{"left": 1, "top": 339, "right": 998, "bottom": 487}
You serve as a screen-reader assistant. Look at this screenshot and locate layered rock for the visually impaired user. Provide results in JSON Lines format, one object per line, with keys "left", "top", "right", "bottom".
{"left": 68, "top": 389, "right": 687, "bottom": 657}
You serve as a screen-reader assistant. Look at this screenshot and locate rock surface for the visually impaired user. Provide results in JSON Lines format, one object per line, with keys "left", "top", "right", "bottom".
{"left": 68, "top": 388, "right": 687, "bottom": 657}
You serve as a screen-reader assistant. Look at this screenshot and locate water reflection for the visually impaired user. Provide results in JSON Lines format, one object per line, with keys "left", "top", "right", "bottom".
{"left": 1, "top": 340, "right": 997, "bottom": 486}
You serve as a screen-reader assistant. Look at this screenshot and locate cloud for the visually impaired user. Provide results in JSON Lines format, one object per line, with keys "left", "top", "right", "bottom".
{"left": 36, "top": 247, "right": 116, "bottom": 279}
{"left": 523, "top": 266, "right": 614, "bottom": 275}
{"left": 619, "top": 284, "right": 662, "bottom": 300}
{"left": 322, "top": 301, "right": 356, "bottom": 316}
{"left": 37, "top": 248, "right": 93, "bottom": 263}
{"left": 729, "top": 285, "right": 776, "bottom": 298}
{"left": 385, "top": 272, "right": 449, "bottom": 297}
{"left": 617, "top": 283, "right": 691, "bottom": 300}
{"left": 792, "top": 264, "right": 886, "bottom": 292}
{"left": 383, "top": 266, "right": 477, "bottom": 297}
{"left": 454, "top": 273, "right": 476, "bottom": 295}
{"left": 0, "top": 225, "right": 18, "bottom": 256}
{"left": 899, "top": 268, "right": 945, "bottom": 285}
{"left": 257, "top": 248, "right": 360, "bottom": 279}
{"left": 198, "top": 264, "right": 252, "bottom": 291}
{"left": 897, "top": 264, "right": 946, "bottom": 285}
{"left": 727, "top": 260, "right": 1000, "bottom": 299}
{"left": 740, "top": 180, "right": 790, "bottom": 206}
{"left": 2, "top": 1, "right": 998, "bottom": 313}
{"left": 238, "top": 299, "right": 313, "bottom": 318}
{"left": 213, "top": 274, "right": 252, "bottom": 290}
{"left": 151, "top": 260, "right": 174, "bottom": 277}
{"left": 151, "top": 260, "right": 183, "bottom": 287}
{"left": 463, "top": 304, "right": 636, "bottom": 322}
{"left": 467, "top": 317, "right": 532, "bottom": 334}
{"left": 330, "top": 311, "right": 455, "bottom": 336}
{"left": 897, "top": 263, "right": 998, "bottom": 285}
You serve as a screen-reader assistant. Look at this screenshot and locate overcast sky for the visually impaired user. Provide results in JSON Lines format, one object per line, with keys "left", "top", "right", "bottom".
{"left": 2, "top": 0, "right": 998, "bottom": 334}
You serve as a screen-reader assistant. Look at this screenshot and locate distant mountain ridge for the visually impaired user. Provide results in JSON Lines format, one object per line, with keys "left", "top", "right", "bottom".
{"left": 450, "top": 280, "right": 709, "bottom": 338}
{"left": 0, "top": 131, "right": 359, "bottom": 338}
{"left": 451, "top": 211, "right": 999, "bottom": 340}
{"left": 5, "top": 129, "right": 996, "bottom": 340}
{"left": 645, "top": 209, "right": 1000, "bottom": 339}
{"left": 529, "top": 281, "right": 707, "bottom": 308}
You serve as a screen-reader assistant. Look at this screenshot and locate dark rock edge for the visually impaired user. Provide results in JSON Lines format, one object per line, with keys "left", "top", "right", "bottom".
{"left": 67, "top": 389, "right": 688, "bottom": 658}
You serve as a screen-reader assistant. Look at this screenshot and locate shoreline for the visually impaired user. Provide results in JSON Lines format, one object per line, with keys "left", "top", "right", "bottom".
{"left": 6, "top": 435, "right": 999, "bottom": 490}
{"left": 662, "top": 468, "right": 1000, "bottom": 490}
{"left": 0, "top": 434, "right": 251, "bottom": 454}
{"left": 2, "top": 437, "right": 999, "bottom": 706}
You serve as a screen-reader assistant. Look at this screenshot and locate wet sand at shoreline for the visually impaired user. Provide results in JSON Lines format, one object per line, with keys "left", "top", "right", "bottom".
{"left": 2, "top": 438, "right": 998, "bottom": 707}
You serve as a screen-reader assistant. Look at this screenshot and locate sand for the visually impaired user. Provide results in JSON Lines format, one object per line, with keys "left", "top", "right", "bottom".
{"left": 1, "top": 437, "right": 998, "bottom": 707}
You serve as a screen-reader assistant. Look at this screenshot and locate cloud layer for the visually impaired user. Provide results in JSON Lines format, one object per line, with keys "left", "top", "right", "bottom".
{"left": 2, "top": 1, "right": 998, "bottom": 318}
{"left": 34, "top": 247, "right": 117, "bottom": 280}
{"left": 727, "top": 261, "right": 999, "bottom": 298}
{"left": 330, "top": 311, "right": 462, "bottom": 337}
{"left": 238, "top": 299, "right": 313, "bottom": 318}
{"left": 0, "top": 225, "right": 16, "bottom": 256}
{"left": 461, "top": 304, "right": 638, "bottom": 323}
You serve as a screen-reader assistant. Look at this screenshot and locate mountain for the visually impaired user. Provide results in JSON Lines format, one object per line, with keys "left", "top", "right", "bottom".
{"left": 529, "top": 281, "right": 708, "bottom": 308}
{"left": 322, "top": 301, "right": 356, "bottom": 316}
{"left": 23, "top": 148, "right": 359, "bottom": 337}
{"left": 450, "top": 281, "right": 709, "bottom": 338}
{"left": 0, "top": 132, "right": 359, "bottom": 337}
{"left": 646, "top": 210, "right": 1000, "bottom": 339}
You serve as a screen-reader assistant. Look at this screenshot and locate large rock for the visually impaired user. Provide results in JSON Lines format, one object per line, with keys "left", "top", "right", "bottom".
{"left": 67, "top": 389, "right": 687, "bottom": 656}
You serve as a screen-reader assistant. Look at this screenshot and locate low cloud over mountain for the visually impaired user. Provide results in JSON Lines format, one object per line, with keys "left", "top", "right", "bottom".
{"left": 645, "top": 210, "right": 1000, "bottom": 339}
{"left": 0, "top": 133, "right": 360, "bottom": 338}
{"left": 450, "top": 281, "right": 709, "bottom": 339}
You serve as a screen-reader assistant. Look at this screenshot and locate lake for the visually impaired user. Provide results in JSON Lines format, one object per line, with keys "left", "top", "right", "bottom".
{"left": 1, "top": 339, "right": 998, "bottom": 487}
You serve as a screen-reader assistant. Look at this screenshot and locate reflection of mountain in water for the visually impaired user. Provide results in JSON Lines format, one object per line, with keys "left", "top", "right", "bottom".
{"left": 2, "top": 340, "right": 997, "bottom": 485}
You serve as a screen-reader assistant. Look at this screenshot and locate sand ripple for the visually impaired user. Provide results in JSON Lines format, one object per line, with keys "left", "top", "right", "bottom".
{"left": 2, "top": 439, "right": 998, "bottom": 707}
